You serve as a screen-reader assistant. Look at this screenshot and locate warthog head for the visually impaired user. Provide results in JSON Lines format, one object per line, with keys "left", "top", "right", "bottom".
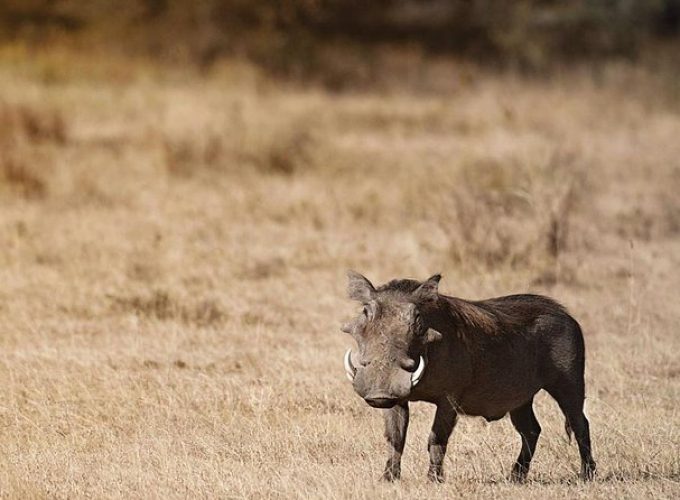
{"left": 341, "top": 271, "right": 443, "bottom": 408}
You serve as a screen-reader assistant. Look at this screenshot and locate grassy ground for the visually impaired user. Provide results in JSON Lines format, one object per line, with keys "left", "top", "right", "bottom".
{"left": 0, "top": 50, "right": 678, "bottom": 498}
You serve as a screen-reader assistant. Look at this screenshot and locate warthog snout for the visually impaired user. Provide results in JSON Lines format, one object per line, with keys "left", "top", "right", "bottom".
{"left": 363, "top": 393, "right": 400, "bottom": 409}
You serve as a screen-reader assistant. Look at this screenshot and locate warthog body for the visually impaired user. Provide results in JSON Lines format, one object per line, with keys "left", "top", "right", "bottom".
{"left": 342, "top": 272, "right": 596, "bottom": 482}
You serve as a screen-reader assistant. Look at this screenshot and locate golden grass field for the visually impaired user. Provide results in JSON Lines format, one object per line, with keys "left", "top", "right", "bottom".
{"left": 0, "top": 48, "right": 678, "bottom": 498}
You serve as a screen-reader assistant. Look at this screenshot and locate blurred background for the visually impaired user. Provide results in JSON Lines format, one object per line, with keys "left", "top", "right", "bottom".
{"left": 1, "top": 0, "right": 680, "bottom": 80}
{"left": 0, "top": 1, "right": 679, "bottom": 497}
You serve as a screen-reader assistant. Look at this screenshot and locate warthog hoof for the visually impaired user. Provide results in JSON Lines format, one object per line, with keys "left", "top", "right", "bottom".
{"left": 381, "top": 469, "right": 400, "bottom": 482}
{"left": 427, "top": 466, "right": 445, "bottom": 483}
{"left": 510, "top": 463, "right": 529, "bottom": 483}
{"left": 581, "top": 460, "right": 596, "bottom": 481}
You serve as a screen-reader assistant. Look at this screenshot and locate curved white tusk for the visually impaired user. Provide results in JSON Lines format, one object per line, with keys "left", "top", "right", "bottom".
{"left": 411, "top": 356, "right": 426, "bottom": 386}
{"left": 344, "top": 348, "right": 356, "bottom": 381}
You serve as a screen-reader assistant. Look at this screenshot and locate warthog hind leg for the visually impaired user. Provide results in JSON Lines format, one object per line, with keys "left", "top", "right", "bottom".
{"left": 546, "top": 382, "right": 597, "bottom": 481}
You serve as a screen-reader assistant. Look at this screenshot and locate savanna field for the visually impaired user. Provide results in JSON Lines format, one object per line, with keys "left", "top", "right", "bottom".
{"left": 0, "top": 48, "right": 679, "bottom": 498}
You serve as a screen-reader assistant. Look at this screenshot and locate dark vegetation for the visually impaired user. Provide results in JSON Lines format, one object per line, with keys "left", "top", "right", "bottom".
{"left": 1, "top": 1, "right": 679, "bottom": 77}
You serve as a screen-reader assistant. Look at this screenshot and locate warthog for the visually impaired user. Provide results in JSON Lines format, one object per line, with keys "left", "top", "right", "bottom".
{"left": 341, "top": 271, "right": 596, "bottom": 482}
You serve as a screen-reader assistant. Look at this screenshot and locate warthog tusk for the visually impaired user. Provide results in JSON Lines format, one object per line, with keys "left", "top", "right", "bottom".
{"left": 411, "top": 356, "right": 426, "bottom": 386}
{"left": 344, "top": 349, "right": 356, "bottom": 381}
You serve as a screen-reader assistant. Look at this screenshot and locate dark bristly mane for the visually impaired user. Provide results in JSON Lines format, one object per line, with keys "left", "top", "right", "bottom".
{"left": 444, "top": 296, "right": 501, "bottom": 335}
{"left": 376, "top": 278, "right": 569, "bottom": 341}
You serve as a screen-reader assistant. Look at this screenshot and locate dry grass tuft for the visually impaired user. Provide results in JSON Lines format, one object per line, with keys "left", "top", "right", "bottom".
{"left": 108, "top": 290, "right": 227, "bottom": 326}
{"left": 162, "top": 109, "right": 324, "bottom": 177}
{"left": 0, "top": 154, "right": 48, "bottom": 199}
{"left": 403, "top": 147, "right": 588, "bottom": 284}
{"left": 0, "top": 101, "right": 68, "bottom": 199}
{"left": 0, "top": 101, "right": 68, "bottom": 145}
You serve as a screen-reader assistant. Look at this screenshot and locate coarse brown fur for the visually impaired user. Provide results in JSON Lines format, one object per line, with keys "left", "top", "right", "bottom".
{"left": 342, "top": 272, "right": 596, "bottom": 483}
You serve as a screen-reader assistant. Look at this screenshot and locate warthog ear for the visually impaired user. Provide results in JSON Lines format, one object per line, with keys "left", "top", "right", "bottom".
{"left": 414, "top": 273, "right": 441, "bottom": 302}
{"left": 347, "top": 270, "right": 376, "bottom": 303}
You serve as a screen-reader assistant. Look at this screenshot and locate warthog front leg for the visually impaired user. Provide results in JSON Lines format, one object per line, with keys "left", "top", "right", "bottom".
{"left": 428, "top": 402, "right": 458, "bottom": 482}
{"left": 381, "top": 402, "right": 409, "bottom": 481}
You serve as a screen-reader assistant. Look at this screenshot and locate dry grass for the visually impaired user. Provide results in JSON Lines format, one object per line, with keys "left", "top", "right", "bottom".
{"left": 0, "top": 51, "right": 678, "bottom": 498}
